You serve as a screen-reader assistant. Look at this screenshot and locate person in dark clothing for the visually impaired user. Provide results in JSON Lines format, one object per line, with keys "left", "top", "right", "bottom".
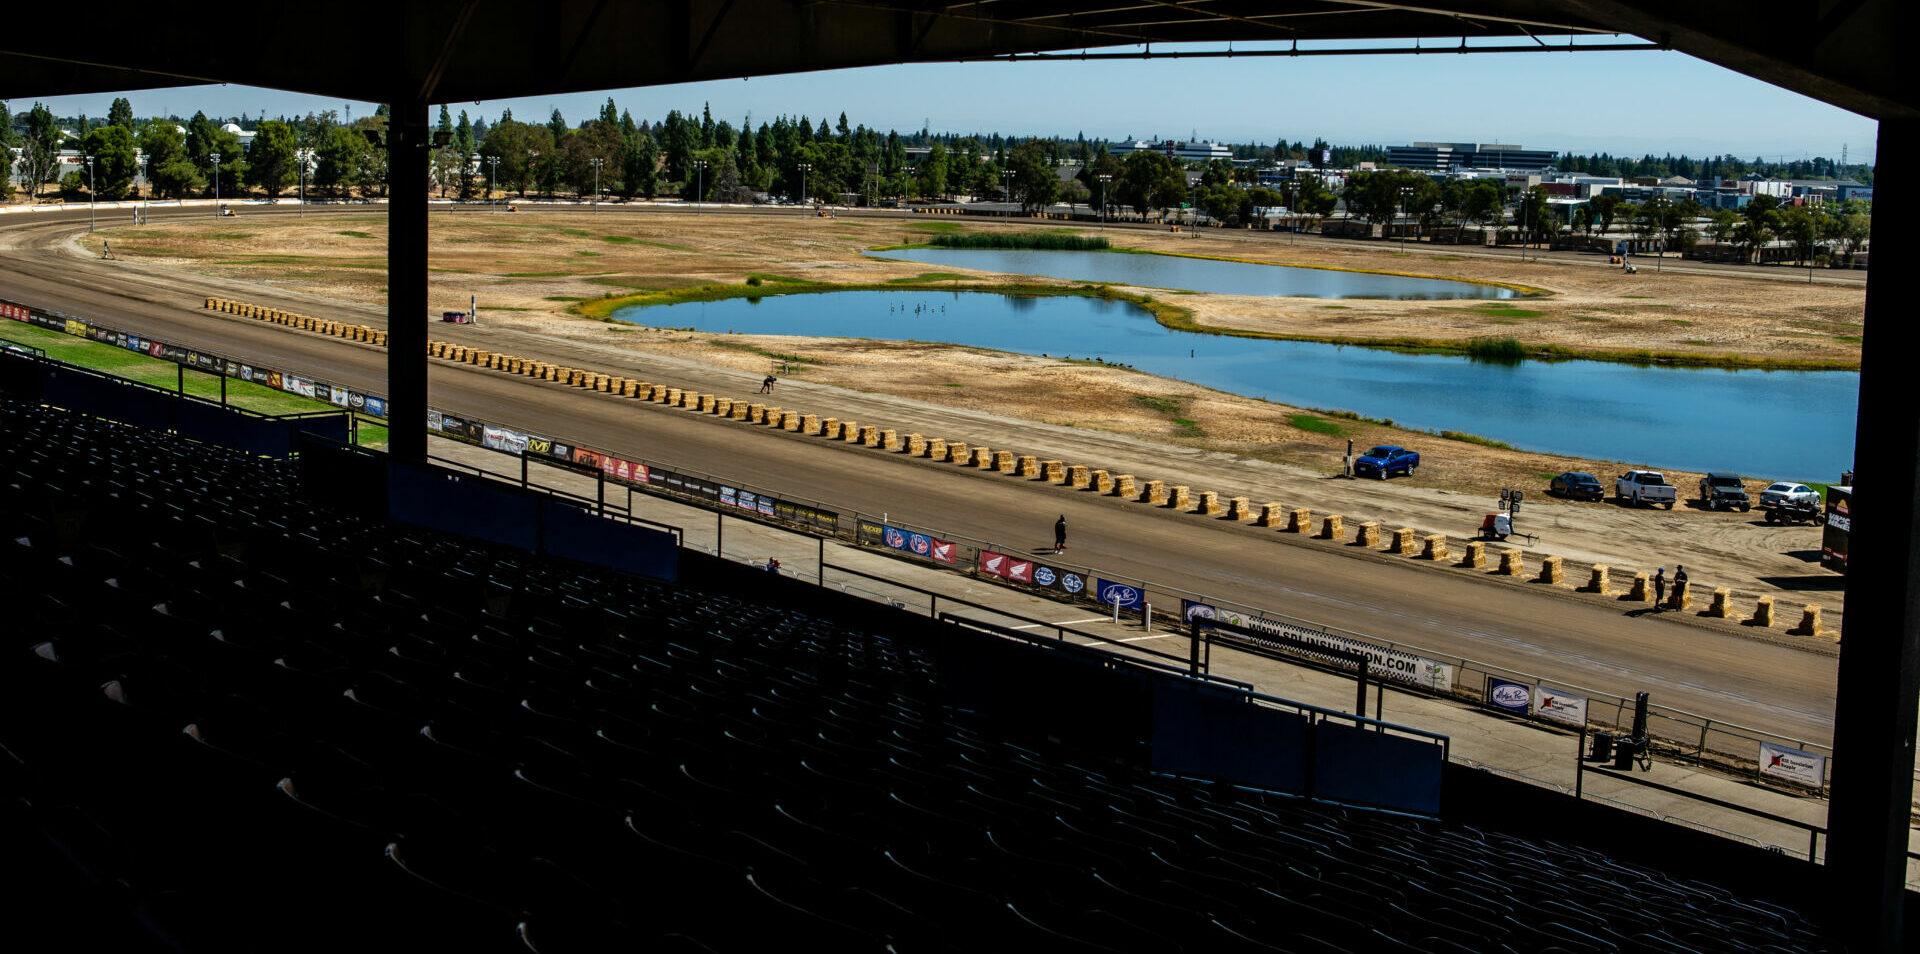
{"left": 1652, "top": 568, "right": 1666, "bottom": 611}
{"left": 760, "top": 375, "right": 776, "bottom": 394}
{"left": 1053, "top": 515, "right": 1067, "bottom": 554}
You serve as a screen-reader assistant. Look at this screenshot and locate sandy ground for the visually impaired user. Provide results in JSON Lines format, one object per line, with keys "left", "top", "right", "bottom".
{"left": 77, "top": 208, "right": 1864, "bottom": 630}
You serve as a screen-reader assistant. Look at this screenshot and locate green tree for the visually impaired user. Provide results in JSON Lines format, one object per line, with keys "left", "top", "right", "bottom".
{"left": 18, "top": 103, "right": 64, "bottom": 200}
{"left": 621, "top": 130, "right": 658, "bottom": 199}
{"left": 139, "top": 120, "right": 201, "bottom": 199}
{"left": 915, "top": 143, "right": 949, "bottom": 199}
{"left": 1058, "top": 178, "right": 1090, "bottom": 216}
{"left": 79, "top": 124, "right": 138, "bottom": 199}
{"left": 243, "top": 120, "right": 298, "bottom": 198}
{"left": 454, "top": 110, "right": 477, "bottom": 199}
{"left": 107, "top": 97, "right": 135, "bottom": 131}
{"left": 312, "top": 125, "right": 367, "bottom": 197}
{"left": 1006, "top": 140, "right": 1057, "bottom": 214}
{"left": 1588, "top": 192, "right": 1623, "bottom": 236}
{"left": 1119, "top": 149, "right": 1176, "bottom": 217}
{"left": 1776, "top": 206, "right": 1819, "bottom": 266}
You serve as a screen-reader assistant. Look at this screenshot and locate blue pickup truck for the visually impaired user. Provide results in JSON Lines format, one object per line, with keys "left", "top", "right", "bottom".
{"left": 1354, "top": 444, "right": 1419, "bottom": 480}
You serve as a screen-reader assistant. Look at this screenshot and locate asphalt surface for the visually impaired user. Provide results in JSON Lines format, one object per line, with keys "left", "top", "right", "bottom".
{"left": 0, "top": 203, "right": 1842, "bottom": 751}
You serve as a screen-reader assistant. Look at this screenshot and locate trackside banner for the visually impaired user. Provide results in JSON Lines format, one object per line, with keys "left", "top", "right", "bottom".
{"left": 1186, "top": 600, "right": 1455, "bottom": 691}
{"left": 1759, "top": 742, "right": 1827, "bottom": 789}
{"left": 1531, "top": 687, "right": 1588, "bottom": 728}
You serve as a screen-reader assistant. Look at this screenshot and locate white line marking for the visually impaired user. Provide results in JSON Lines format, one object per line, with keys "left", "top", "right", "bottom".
{"left": 1009, "top": 617, "right": 1109, "bottom": 630}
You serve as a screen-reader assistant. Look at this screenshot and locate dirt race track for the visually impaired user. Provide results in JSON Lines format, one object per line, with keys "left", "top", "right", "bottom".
{"left": 0, "top": 203, "right": 1852, "bottom": 752}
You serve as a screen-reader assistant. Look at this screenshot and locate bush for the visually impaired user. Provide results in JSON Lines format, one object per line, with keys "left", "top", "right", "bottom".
{"left": 1466, "top": 336, "right": 1526, "bottom": 364}
{"left": 929, "top": 232, "right": 1110, "bottom": 251}
{"left": 745, "top": 276, "right": 762, "bottom": 287}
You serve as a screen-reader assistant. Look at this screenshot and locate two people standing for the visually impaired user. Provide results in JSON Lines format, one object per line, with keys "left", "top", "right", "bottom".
{"left": 1651, "top": 565, "right": 1687, "bottom": 612}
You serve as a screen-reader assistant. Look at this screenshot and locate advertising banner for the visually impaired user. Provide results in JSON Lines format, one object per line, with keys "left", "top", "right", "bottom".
{"left": 1032, "top": 564, "right": 1080, "bottom": 592}
{"left": 329, "top": 386, "right": 350, "bottom": 407}
{"left": 1190, "top": 606, "right": 1456, "bottom": 690}
{"left": 978, "top": 550, "right": 1014, "bottom": 579}
{"left": 362, "top": 396, "right": 386, "bottom": 417}
{"left": 857, "top": 520, "right": 884, "bottom": 547}
{"left": 1183, "top": 599, "right": 1217, "bottom": 623}
{"left": 1531, "top": 687, "right": 1589, "bottom": 728}
{"left": 1096, "top": 579, "right": 1144, "bottom": 610}
{"left": 571, "top": 446, "right": 601, "bottom": 468}
{"left": 904, "top": 531, "right": 933, "bottom": 559}
{"left": 1006, "top": 558, "right": 1034, "bottom": 584}
{"left": 882, "top": 525, "right": 910, "bottom": 552}
{"left": 1759, "top": 742, "right": 1827, "bottom": 789}
{"left": 1486, "top": 678, "right": 1532, "bottom": 716}
{"left": 599, "top": 454, "right": 647, "bottom": 484}
{"left": 773, "top": 500, "right": 838, "bottom": 533}
{"left": 929, "top": 539, "right": 958, "bottom": 564}
{"left": 482, "top": 426, "right": 530, "bottom": 456}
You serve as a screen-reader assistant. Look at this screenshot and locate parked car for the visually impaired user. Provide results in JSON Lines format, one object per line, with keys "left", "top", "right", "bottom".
{"left": 1353, "top": 445, "right": 1419, "bottom": 480}
{"left": 1761, "top": 482, "right": 1822, "bottom": 524}
{"left": 1550, "top": 471, "right": 1605, "bottom": 501}
{"left": 1615, "top": 470, "right": 1677, "bottom": 509}
{"left": 1698, "top": 472, "right": 1752, "bottom": 511}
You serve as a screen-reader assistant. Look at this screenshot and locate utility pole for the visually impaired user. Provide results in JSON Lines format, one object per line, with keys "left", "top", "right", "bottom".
{"left": 485, "top": 156, "right": 499, "bottom": 212}
{"left": 211, "top": 152, "right": 221, "bottom": 216}
{"left": 1097, "top": 173, "right": 1111, "bottom": 229}
{"left": 590, "top": 157, "right": 603, "bottom": 212}
{"left": 693, "top": 158, "right": 707, "bottom": 213}
{"left": 84, "top": 155, "right": 96, "bottom": 231}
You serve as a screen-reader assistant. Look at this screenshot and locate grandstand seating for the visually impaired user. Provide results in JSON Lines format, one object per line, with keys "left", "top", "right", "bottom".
{"left": 0, "top": 394, "right": 1836, "bottom": 952}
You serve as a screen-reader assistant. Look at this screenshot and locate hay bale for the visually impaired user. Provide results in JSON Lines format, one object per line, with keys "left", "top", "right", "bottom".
{"left": 1627, "top": 572, "right": 1650, "bottom": 602}
{"left": 801, "top": 414, "right": 821, "bottom": 435}
{"left": 1140, "top": 480, "right": 1167, "bottom": 505}
{"left": 1751, "top": 595, "right": 1775, "bottom": 627}
{"left": 821, "top": 418, "right": 840, "bottom": 439}
{"left": 1287, "top": 508, "right": 1312, "bottom": 533}
{"left": 712, "top": 396, "right": 730, "bottom": 414}
{"left": 974, "top": 447, "right": 995, "bottom": 468}
{"left": 1357, "top": 522, "right": 1382, "bottom": 548}
{"left": 699, "top": 394, "right": 716, "bottom": 412}
{"left": 927, "top": 439, "right": 948, "bottom": 459}
{"left": 907, "top": 434, "right": 927, "bottom": 455}
{"left": 1420, "top": 534, "right": 1448, "bottom": 561}
{"left": 879, "top": 429, "right": 898, "bottom": 451}
{"left": 784, "top": 412, "right": 802, "bottom": 432}
{"left": 748, "top": 404, "right": 766, "bottom": 423}
{"left": 1790, "top": 603, "right": 1822, "bottom": 637}
{"left": 859, "top": 426, "right": 879, "bottom": 446}
{"left": 1166, "top": 486, "right": 1192, "bottom": 509}
{"left": 1460, "top": 541, "right": 1486, "bottom": 569}
{"left": 1225, "top": 497, "right": 1252, "bottom": 521}
{"left": 1015, "top": 455, "right": 1038, "bottom": 477}
{"left": 1319, "top": 515, "right": 1343, "bottom": 540}
{"left": 1706, "top": 587, "right": 1735, "bottom": 618}
{"left": 730, "top": 402, "right": 750, "bottom": 420}
{"left": 1092, "top": 470, "right": 1114, "bottom": 493}
{"left": 1062, "top": 464, "right": 1083, "bottom": 487}
{"left": 1583, "top": 565, "right": 1611, "bottom": 595}
{"left": 993, "top": 450, "right": 1015, "bottom": 472}
{"left": 1498, "top": 549, "right": 1525, "bottom": 576}
{"left": 946, "top": 441, "right": 968, "bottom": 463}
{"left": 1387, "top": 527, "right": 1413, "bottom": 553}
{"left": 1257, "top": 503, "right": 1285, "bottom": 527}
{"left": 1537, "top": 556, "right": 1564, "bottom": 585}
{"left": 1113, "top": 474, "right": 1136, "bottom": 497}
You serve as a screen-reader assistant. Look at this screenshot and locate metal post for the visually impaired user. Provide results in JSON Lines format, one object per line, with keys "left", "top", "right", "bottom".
{"left": 597, "top": 470, "right": 605, "bottom": 516}
{"left": 1826, "top": 116, "right": 1920, "bottom": 954}
{"left": 817, "top": 535, "right": 824, "bottom": 587}
{"left": 385, "top": 106, "right": 429, "bottom": 464}
{"left": 176, "top": 363, "right": 184, "bottom": 394}
{"left": 85, "top": 156, "right": 96, "bottom": 232}
{"left": 520, "top": 452, "right": 528, "bottom": 488}
{"left": 211, "top": 153, "right": 221, "bottom": 216}
{"left": 219, "top": 375, "right": 226, "bottom": 405}
{"left": 716, "top": 511, "right": 723, "bottom": 558}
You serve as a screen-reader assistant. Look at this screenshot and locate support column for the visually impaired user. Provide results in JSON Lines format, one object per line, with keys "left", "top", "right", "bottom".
{"left": 1827, "top": 116, "right": 1919, "bottom": 954}
{"left": 386, "top": 100, "right": 430, "bottom": 464}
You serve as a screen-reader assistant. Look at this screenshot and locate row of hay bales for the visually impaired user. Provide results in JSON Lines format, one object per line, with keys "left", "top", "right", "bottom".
{"left": 211, "top": 293, "right": 1826, "bottom": 639}
{"left": 204, "top": 298, "right": 387, "bottom": 346}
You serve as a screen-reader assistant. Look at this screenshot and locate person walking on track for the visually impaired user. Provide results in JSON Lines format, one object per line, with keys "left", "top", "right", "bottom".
{"left": 1652, "top": 568, "right": 1667, "bottom": 612}
{"left": 1053, "top": 515, "right": 1067, "bottom": 554}
{"left": 760, "top": 375, "right": 776, "bottom": 394}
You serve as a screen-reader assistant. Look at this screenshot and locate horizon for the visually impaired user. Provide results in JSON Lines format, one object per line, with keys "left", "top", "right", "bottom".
{"left": 6, "top": 41, "right": 1879, "bottom": 164}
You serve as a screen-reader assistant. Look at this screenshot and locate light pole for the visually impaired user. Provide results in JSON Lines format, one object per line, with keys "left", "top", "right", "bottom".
{"left": 590, "top": 157, "right": 603, "bottom": 212}
{"left": 1517, "top": 191, "right": 1529, "bottom": 262}
{"left": 1096, "top": 173, "right": 1112, "bottom": 229}
{"left": 797, "top": 162, "right": 811, "bottom": 210}
{"left": 1001, "top": 168, "right": 1016, "bottom": 221}
{"left": 693, "top": 158, "right": 707, "bottom": 213}
{"left": 298, "top": 144, "right": 308, "bottom": 216}
{"left": 210, "top": 152, "right": 221, "bottom": 216}
{"left": 485, "top": 156, "right": 499, "bottom": 213}
{"left": 84, "top": 155, "right": 95, "bottom": 232}
{"left": 1398, "top": 186, "right": 1413, "bottom": 251}
{"left": 1285, "top": 181, "right": 1298, "bottom": 243}
{"left": 137, "top": 155, "right": 149, "bottom": 224}
{"left": 527, "top": 149, "right": 539, "bottom": 199}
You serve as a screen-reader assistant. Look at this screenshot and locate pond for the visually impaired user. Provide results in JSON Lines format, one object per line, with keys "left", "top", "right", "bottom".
{"left": 867, "top": 247, "right": 1522, "bottom": 300}
{"left": 613, "top": 290, "right": 1857, "bottom": 481}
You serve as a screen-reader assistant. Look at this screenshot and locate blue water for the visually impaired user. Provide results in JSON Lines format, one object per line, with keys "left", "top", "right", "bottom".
{"left": 614, "top": 291, "right": 1857, "bottom": 480}
{"left": 867, "top": 247, "right": 1521, "bottom": 300}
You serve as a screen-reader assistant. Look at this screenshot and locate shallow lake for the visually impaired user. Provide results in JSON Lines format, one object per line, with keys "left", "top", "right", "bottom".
{"left": 868, "top": 247, "right": 1522, "bottom": 300}
{"left": 614, "top": 290, "right": 1856, "bottom": 481}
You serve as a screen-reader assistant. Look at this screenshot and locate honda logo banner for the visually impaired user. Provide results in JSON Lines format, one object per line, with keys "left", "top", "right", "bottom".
{"left": 928, "top": 539, "right": 957, "bottom": 565}
{"left": 978, "top": 550, "right": 1012, "bottom": 579}
{"left": 1758, "top": 742, "right": 1827, "bottom": 789}
{"left": 1531, "top": 687, "right": 1588, "bottom": 728}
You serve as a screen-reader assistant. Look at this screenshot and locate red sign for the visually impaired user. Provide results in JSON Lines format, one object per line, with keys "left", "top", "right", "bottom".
{"left": 930, "top": 539, "right": 956, "bottom": 564}
{"left": 601, "top": 455, "right": 647, "bottom": 484}
{"left": 1007, "top": 560, "right": 1034, "bottom": 584}
{"left": 978, "top": 551, "right": 1011, "bottom": 578}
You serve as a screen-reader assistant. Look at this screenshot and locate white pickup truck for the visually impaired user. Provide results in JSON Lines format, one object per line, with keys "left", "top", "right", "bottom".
{"left": 1615, "top": 470, "right": 1677, "bottom": 509}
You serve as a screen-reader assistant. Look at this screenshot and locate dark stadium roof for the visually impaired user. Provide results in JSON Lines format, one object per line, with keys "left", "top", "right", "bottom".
{"left": 0, "top": 2, "right": 1909, "bottom": 120}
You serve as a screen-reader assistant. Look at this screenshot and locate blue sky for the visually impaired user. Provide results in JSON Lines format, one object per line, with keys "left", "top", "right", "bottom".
{"left": 10, "top": 41, "right": 1876, "bottom": 162}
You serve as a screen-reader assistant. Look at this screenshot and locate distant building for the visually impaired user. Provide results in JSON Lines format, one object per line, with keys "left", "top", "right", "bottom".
{"left": 1387, "top": 142, "right": 1557, "bottom": 173}
{"left": 1111, "top": 139, "right": 1233, "bottom": 162}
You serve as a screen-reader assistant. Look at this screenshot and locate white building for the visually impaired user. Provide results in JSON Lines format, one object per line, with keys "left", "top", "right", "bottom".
{"left": 1111, "top": 139, "right": 1234, "bottom": 162}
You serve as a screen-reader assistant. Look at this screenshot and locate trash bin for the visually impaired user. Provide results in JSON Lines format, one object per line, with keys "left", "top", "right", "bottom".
{"left": 1589, "top": 731, "right": 1614, "bottom": 763}
{"left": 1613, "top": 736, "right": 1639, "bottom": 771}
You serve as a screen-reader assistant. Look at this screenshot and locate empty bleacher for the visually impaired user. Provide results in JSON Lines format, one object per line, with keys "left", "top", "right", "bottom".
{"left": 1, "top": 393, "right": 1836, "bottom": 952}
